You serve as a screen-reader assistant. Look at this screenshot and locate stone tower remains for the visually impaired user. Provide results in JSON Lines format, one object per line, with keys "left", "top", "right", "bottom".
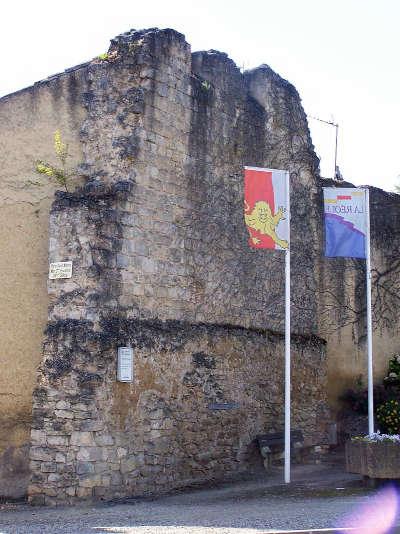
{"left": 0, "top": 28, "right": 398, "bottom": 503}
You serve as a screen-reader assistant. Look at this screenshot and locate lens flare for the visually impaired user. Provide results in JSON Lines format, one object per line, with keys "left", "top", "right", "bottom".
{"left": 337, "top": 484, "right": 399, "bottom": 533}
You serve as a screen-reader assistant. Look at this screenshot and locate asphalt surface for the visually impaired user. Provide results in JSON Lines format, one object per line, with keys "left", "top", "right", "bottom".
{"left": 1, "top": 463, "right": 399, "bottom": 533}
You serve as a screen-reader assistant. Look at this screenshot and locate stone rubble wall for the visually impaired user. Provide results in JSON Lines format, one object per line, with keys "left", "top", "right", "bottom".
{"left": 0, "top": 25, "right": 396, "bottom": 502}
{"left": 28, "top": 27, "right": 332, "bottom": 504}
{"left": 29, "top": 318, "right": 327, "bottom": 504}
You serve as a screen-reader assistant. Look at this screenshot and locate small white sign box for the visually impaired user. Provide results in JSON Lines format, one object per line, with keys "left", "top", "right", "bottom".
{"left": 49, "top": 261, "right": 73, "bottom": 279}
{"left": 117, "top": 347, "right": 133, "bottom": 382}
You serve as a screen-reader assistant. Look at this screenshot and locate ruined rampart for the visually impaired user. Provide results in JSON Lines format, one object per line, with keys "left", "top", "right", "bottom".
{"left": 0, "top": 27, "right": 398, "bottom": 502}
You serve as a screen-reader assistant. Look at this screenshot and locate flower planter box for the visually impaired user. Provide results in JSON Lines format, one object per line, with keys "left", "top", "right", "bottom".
{"left": 346, "top": 440, "right": 400, "bottom": 478}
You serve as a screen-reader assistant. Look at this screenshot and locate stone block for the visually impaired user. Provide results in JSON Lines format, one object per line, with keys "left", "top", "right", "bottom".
{"left": 43, "top": 486, "right": 58, "bottom": 497}
{"left": 80, "top": 421, "right": 104, "bottom": 432}
{"left": 48, "top": 435, "right": 68, "bottom": 446}
{"left": 70, "top": 431, "right": 95, "bottom": 446}
{"left": 31, "top": 472, "right": 45, "bottom": 484}
{"left": 116, "top": 447, "right": 127, "bottom": 458}
{"left": 157, "top": 83, "right": 170, "bottom": 97}
{"left": 102, "top": 476, "right": 111, "bottom": 487}
{"left": 73, "top": 403, "right": 91, "bottom": 412}
{"left": 149, "top": 409, "right": 165, "bottom": 420}
{"left": 79, "top": 474, "right": 102, "bottom": 488}
{"left": 27, "top": 484, "right": 43, "bottom": 496}
{"left": 135, "top": 452, "right": 145, "bottom": 466}
{"left": 30, "top": 448, "right": 53, "bottom": 462}
{"left": 54, "top": 410, "right": 74, "bottom": 419}
{"left": 116, "top": 254, "right": 129, "bottom": 268}
{"left": 66, "top": 451, "right": 75, "bottom": 462}
{"left": 31, "top": 429, "right": 47, "bottom": 445}
{"left": 41, "top": 462, "right": 57, "bottom": 473}
{"left": 56, "top": 400, "right": 70, "bottom": 410}
{"left": 77, "top": 447, "right": 104, "bottom": 461}
{"left": 146, "top": 438, "right": 170, "bottom": 454}
{"left": 148, "top": 430, "right": 163, "bottom": 439}
{"left": 76, "top": 461, "right": 95, "bottom": 475}
{"left": 110, "top": 462, "right": 121, "bottom": 471}
{"left": 141, "top": 257, "right": 157, "bottom": 273}
{"left": 132, "top": 284, "right": 145, "bottom": 296}
{"left": 111, "top": 472, "right": 122, "bottom": 486}
{"left": 95, "top": 434, "right": 114, "bottom": 446}
{"left": 121, "top": 456, "right": 137, "bottom": 473}
{"left": 58, "top": 462, "right": 74, "bottom": 478}
{"left": 29, "top": 460, "right": 41, "bottom": 472}
{"left": 77, "top": 487, "right": 92, "bottom": 498}
{"left": 66, "top": 486, "right": 76, "bottom": 497}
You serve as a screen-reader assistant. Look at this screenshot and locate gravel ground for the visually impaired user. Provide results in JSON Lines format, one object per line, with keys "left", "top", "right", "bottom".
{"left": 0, "top": 464, "right": 399, "bottom": 533}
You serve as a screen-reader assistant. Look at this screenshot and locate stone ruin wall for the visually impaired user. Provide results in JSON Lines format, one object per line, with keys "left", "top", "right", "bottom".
{"left": 30, "top": 321, "right": 326, "bottom": 503}
{"left": 27, "top": 28, "right": 330, "bottom": 504}
{"left": 0, "top": 27, "right": 398, "bottom": 502}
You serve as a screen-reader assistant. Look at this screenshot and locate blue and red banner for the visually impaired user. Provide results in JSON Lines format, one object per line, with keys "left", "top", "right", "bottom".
{"left": 323, "top": 187, "right": 367, "bottom": 259}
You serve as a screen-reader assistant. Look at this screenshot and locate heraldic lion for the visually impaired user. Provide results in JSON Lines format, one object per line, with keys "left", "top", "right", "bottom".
{"left": 245, "top": 200, "right": 288, "bottom": 248}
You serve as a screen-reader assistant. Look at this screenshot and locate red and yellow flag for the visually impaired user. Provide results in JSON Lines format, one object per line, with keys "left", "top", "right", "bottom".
{"left": 244, "top": 167, "right": 289, "bottom": 250}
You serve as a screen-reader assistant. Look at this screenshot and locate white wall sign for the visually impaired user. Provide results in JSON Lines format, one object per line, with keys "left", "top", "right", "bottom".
{"left": 117, "top": 347, "right": 134, "bottom": 382}
{"left": 49, "top": 261, "right": 73, "bottom": 279}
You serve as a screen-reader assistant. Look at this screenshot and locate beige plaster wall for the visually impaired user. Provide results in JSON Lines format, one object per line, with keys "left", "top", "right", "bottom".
{"left": 0, "top": 71, "right": 86, "bottom": 497}
{"left": 318, "top": 189, "right": 400, "bottom": 414}
{"left": 326, "top": 327, "right": 399, "bottom": 415}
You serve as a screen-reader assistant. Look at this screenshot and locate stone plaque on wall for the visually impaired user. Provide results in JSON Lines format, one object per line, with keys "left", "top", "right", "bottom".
{"left": 117, "top": 347, "right": 134, "bottom": 382}
{"left": 49, "top": 261, "right": 73, "bottom": 279}
{"left": 208, "top": 402, "right": 240, "bottom": 410}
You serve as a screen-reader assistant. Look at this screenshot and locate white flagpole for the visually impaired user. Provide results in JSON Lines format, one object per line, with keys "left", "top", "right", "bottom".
{"left": 365, "top": 188, "right": 374, "bottom": 434}
{"left": 284, "top": 170, "right": 291, "bottom": 483}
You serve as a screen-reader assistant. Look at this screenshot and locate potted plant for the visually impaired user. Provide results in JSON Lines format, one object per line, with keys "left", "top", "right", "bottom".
{"left": 346, "top": 432, "right": 400, "bottom": 479}
{"left": 344, "top": 354, "right": 400, "bottom": 480}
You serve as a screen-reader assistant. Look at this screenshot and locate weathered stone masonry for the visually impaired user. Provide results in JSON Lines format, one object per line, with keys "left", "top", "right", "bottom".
{"left": 0, "top": 25, "right": 390, "bottom": 503}
{"left": 26, "top": 28, "right": 332, "bottom": 504}
{"left": 30, "top": 319, "right": 327, "bottom": 503}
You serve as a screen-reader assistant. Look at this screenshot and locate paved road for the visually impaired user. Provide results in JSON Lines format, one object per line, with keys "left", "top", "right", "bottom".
{"left": 0, "top": 465, "right": 398, "bottom": 533}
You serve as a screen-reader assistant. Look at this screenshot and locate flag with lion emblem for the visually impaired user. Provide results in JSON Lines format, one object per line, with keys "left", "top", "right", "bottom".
{"left": 244, "top": 167, "right": 289, "bottom": 249}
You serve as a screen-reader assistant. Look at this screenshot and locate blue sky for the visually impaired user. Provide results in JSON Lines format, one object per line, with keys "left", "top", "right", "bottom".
{"left": 1, "top": 0, "right": 399, "bottom": 191}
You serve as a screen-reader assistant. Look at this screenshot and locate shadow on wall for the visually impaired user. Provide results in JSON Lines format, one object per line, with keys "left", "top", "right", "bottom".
{"left": 0, "top": 443, "right": 30, "bottom": 500}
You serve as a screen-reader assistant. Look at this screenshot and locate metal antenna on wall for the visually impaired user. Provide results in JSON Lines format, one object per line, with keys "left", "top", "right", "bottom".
{"left": 308, "top": 115, "right": 340, "bottom": 180}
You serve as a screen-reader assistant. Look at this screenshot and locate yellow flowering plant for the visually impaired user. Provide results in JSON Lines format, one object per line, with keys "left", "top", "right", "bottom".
{"left": 54, "top": 130, "right": 68, "bottom": 164}
{"left": 377, "top": 399, "right": 400, "bottom": 434}
{"left": 96, "top": 50, "right": 118, "bottom": 62}
{"left": 35, "top": 130, "right": 71, "bottom": 191}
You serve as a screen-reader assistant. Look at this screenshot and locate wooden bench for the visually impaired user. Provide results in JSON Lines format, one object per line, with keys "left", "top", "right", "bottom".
{"left": 256, "top": 430, "right": 304, "bottom": 470}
